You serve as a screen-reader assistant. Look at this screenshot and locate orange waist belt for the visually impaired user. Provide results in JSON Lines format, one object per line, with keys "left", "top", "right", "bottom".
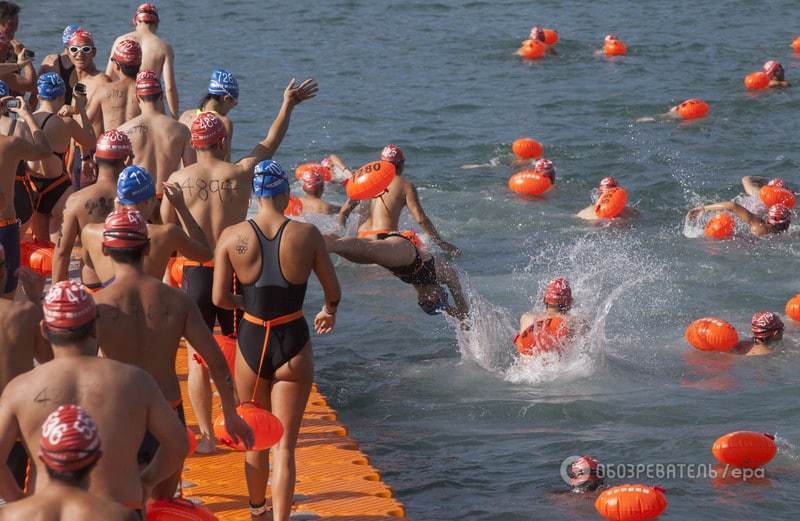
{"left": 179, "top": 257, "right": 214, "bottom": 268}
{"left": 243, "top": 310, "right": 304, "bottom": 389}
{"left": 357, "top": 228, "right": 393, "bottom": 238}
{"left": 0, "top": 217, "right": 17, "bottom": 227}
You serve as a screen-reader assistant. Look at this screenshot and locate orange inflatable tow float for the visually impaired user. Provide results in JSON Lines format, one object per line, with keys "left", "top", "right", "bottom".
{"left": 514, "top": 316, "right": 568, "bottom": 356}
{"left": 744, "top": 71, "right": 770, "bottom": 90}
{"left": 594, "top": 187, "right": 628, "bottom": 219}
{"left": 759, "top": 185, "right": 796, "bottom": 208}
{"left": 508, "top": 170, "right": 552, "bottom": 196}
{"left": 518, "top": 39, "right": 546, "bottom": 60}
{"left": 345, "top": 160, "right": 396, "bottom": 200}
{"left": 295, "top": 162, "right": 332, "bottom": 182}
{"left": 675, "top": 98, "right": 709, "bottom": 120}
{"left": 284, "top": 196, "right": 303, "bottom": 217}
{"left": 603, "top": 34, "right": 627, "bottom": 56}
{"left": 685, "top": 317, "right": 739, "bottom": 352}
{"left": 712, "top": 431, "right": 777, "bottom": 469}
{"left": 704, "top": 212, "right": 734, "bottom": 240}
{"left": 785, "top": 294, "right": 800, "bottom": 322}
{"left": 512, "top": 137, "right": 543, "bottom": 159}
{"left": 20, "top": 238, "right": 54, "bottom": 277}
{"left": 792, "top": 37, "right": 800, "bottom": 53}
{"left": 595, "top": 484, "right": 667, "bottom": 521}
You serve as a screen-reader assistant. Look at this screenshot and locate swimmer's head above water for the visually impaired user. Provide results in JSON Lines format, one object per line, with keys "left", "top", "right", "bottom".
{"left": 599, "top": 176, "right": 619, "bottom": 194}
{"left": 567, "top": 455, "right": 603, "bottom": 493}
{"left": 534, "top": 158, "right": 555, "bottom": 182}
{"left": 301, "top": 169, "right": 325, "bottom": 197}
{"left": 766, "top": 203, "right": 791, "bottom": 232}
{"left": 544, "top": 277, "right": 572, "bottom": 312}
{"left": 751, "top": 311, "right": 783, "bottom": 344}
{"left": 530, "top": 26, "right": 545, "bottom": 42}
{"left": 381, "top": 144, "right": 405, "bottom": 174}
{"left": 763, "top": 60, "right": 785, "bottom": 82}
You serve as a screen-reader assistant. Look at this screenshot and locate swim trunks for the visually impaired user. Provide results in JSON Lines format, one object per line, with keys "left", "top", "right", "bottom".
{"left": 6, "top": 440, "right": 28, "bottom": 489}
{"left": 377, "top": 232, "right": 439, "bottom": 286}
{"left": 0, "top": 221, "right": 20, "bottom": 293}
{"left": 182, "top": 265, "right": 236, "bottom": 336}
{"left": 137, "top": 401, "right": 186, "bottom": 466}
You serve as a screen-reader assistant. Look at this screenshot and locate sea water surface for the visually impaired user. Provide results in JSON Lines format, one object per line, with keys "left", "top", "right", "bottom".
{"left": 23, "top": 1, "right": 800, "bottom": 519}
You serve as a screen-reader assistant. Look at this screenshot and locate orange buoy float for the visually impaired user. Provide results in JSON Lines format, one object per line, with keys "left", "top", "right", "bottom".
{"left": 146, "top": 498, "right": 219, "bottom": 521}
{"left": 603, "top": 35, "right": 627, "bottom": 56}
{"left": 514, "top": 316, "right": 568, "bottom": 356}
{"left": 284, "top": 196, "right": 303, "bottom": 217}
{"left": 187, "top": 426, "right": 197, "bottom": 456}
{"left": 20, "top": 239, "right": 54, "bottom": 277}
{"left": 543, "top": 29, "right": 559, "bottom": 45}
{"left": 704, "top": 212, "right": 734, "bottom": 240}
{"left": 344, "top": 160, "right": 396, "bottom": 200}
{"left": 192, "top": 334, "right": 237, "bottom": 378}
{"left": 712, "top": 431, "right": 777, "bottom": 469}
{"left": 169, "top": 256, "right": 186, "bottom": 288}
{"left": 214, "top": 401, "right": 283, "bottom": 451}
{"left": 792, "top": 37, "right": 800, "bottom": 53}
{"left": 294, "top": 162, "right": 332, "bottom": 182}
{"left": 744, "top": 71, "right": 770, "bottom": 90}
{"left": 518, "top": 39, "right": 546, "bottom": 60}
{"left": 759, "top": 185, "right": 796, "bottom": 209}
{"left": 675, "top": 98, "right": 709, "bottom": 120}
{"left": 684, "top": 318, "right": 739, "bottom": 352}
{"left": 512, "top": 137, "right": 543, "bottom": 159}
{"left": 595, "top": 484, "right": 667, "bottom": 521}
{"left": 594, "top": 187, "right": 627, "bottom": 219}
{"left": 508, "top": 170, "right": 552, "bottom": 196}
{"left": 785, "top": 294, "right": 800, "bottom": 322}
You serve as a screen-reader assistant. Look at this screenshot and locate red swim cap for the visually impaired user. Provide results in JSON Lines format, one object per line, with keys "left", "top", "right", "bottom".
{"left": 68, "top": 29, "right": 94, "bottom": 48}
{"left": 568, "top": 456, "right": 602, "bottom": 490}
{"left": 544, "top": 277, "right": 572, "bottom": 308}
{"left": 39, "top": 404, "right": 101, "bottom": 473}
{"left": 767, "top": 203, "right": 791, "bottom": 226}
{"left": 605, "top": 33, "right": 619, "bottom": 42}
{"left": 301, "top": 170, "right": 324, "bottom": 193}
{"left": 530, "top": 26, "right": 545, "bottom": 42}
{"left": 136, "top": 69, "right": 162, "bottom": 96}
{"left": 767, "top": 178, "right": 786, "bottom": 188}
{"left": 103, "top": 209, "right": 149, "bottom": 248}
{"left": 763, "top": 60, "right": 784, "bottom": 81}
{"left": 112, "top": 39, "right": 142, "bottom": 67}
{"left": 191, "top": 112, "right": 226, "bottom": 149}
{"left": 599, "top": 176, "right": 619, "bottom": 193}
{"left": 320, "top": 156, "right": 332, "bottom": 169}
{"left": 134, "top": 3, "right": 159, "bottom": 23}
{"left": 43, "top": 281, "right": 97, "bottom": 330}
{"left": 381, "top": 144, "right": 405, "bottom": 166}
{"left": 751, "top": 311, "right": 784, "bottom": 341}
{"left": 95, "top": 129, "right": 132, "bottom": 161}
{"left": 534, "top": 158, "right": 555, "bottom": 181}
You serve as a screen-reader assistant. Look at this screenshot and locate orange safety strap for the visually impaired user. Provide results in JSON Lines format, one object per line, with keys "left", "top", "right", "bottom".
{"left": 179, "top": 257, "right": 214, "bottom": 268}
{"left": 357, "top": 228, "right": 393, "bottom": 239}
{"left": 0, "top": 217, "right": 16, "bottom": 227}
{"left": 243, "top": 310, "right": 304, "bottom": 402}
{"left": 28, "top": 174, "right": 70, "bottom": 212}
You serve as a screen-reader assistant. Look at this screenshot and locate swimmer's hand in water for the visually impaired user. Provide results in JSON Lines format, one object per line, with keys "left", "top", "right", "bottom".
{"left": 686, "top": 207, "right": 705, "bottom": 221}
{"left": 314, "top": 307, "right": 336, "bottom": 334}
{"left": 285, "top": 78, "right": 319, "bottom": 107}
{"left": 223, "top": 411, "right": 255, "bottom": 450}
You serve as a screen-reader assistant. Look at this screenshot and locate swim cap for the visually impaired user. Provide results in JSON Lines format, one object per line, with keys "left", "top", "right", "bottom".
{"left": 95, "top": 129, "right": 132, "bottom": 161}
{"left": 43, "top": 281, "right": 97, "bottom": 330}
{"left": 534, "top": 158, "right": 555, "bottom": 182}
{"left": 39, "top": 405, "right": 101, "bottom": 473}
{"left": 751, "top": 311, "right": 784, "bottom": 341}
{"left": 103, "top": 209, "right": 149, "bottom": 248}
{"left": 134, "top": 3, "right": 159, "bottom": 24}
{"left": 253, "top": 160, "right": 290, "bottom": 198}
{"left": 62, "top": 24, "right": 81, "bottom": 48}
{"left": 301, "top": 169, "right": 325, "bottom": 193}
{"left": 544, "top": 277, "right": 572, "bottom": 308}
{"left": 112, "top": 39, "right": 142, "bottom": 67}
{"left": 605, "top": 33, "right": 619, "bottom": 42}
{"left": 67, "top": 29, "right": 95, "bottom": 48}
{"left": 36, "top": 72, "right": 66, "bottom": 101}
{"left": 567, "top": 456, "right": 603, "bottom": 492}
{"left": 117, "top": 165, "right": 155, "bottom": 205}
{"left": 208, "top": 69, "right": 239, "bottom": 99}
{"left": 135, "top": 70, "right": 162, "bottom": 96}
{"left": 381, "top": 144, "right": 405, "bottom": 166}
{"left": 0, "top": 80, "right": 8, "bottom": 98}
{"left": 767, "top": 203, "right": 790, "bottom": 226}
{"left": 530, "top": 26, "right": 545, "bottom": 42}
{"left": 763, "top": 60, "right": 784, "bottom": 81}
{"left": 767, "top": 178, "right": 786, "bottom": 188}
{"left": 320, "top": 156, "right": 332, "bottom": 169}
{"left": 190, "top": 111, "right": 226, "bottom": 149}
{"left": 599, "top": 176, "right": 619, "bottom": 193}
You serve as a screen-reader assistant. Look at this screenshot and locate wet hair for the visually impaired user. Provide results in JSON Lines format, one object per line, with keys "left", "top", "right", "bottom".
{"left": 0, "top": 2, "right": 19, "bottom": 19}
{"left": 197, "top": 93, "right": 224, "bottom": 110}
{"left": 140, "top": 92, "right": 162, "bottom": 103}
{"left": 95, "top": 157, "right": 126, "bottom": 169}
{"left": 106, "top": 244, "right": 147, "bottom": 265}
{"left": 45, "top": 460, "right": 97, "bottom": 484}
{"left": 117, "top": 62, "right": 141, "bottom": 80}
{"left": 45, "top": 320, "right": 95, "bottom": 344}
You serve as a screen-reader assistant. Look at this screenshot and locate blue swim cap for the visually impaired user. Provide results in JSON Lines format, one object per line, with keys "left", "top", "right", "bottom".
{"left": 208, "top": 69, "right": 239, "bottom": 99}
{"left": 117, "top": 165, "right": 156, "bottom": 205}
{"left": 36, "top": 72, "right": 66, "bottom": 101}
{"left": 63, "top": 24, "right": 81, "bottom": 48}
{"left": 0, "top": 80, "right": 9, "bottom": 98}
{"left": 253, "top": 160, "right": 289, "bottom": 198}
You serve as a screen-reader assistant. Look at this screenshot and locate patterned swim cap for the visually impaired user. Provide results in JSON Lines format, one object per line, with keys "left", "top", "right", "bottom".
{"left": 530, "top": 26, "right": 545, "bottom": 42}
{"left": 112, "top": 39, "right": 142, "bottom": 67}
{"left": 135, "top": 70, "right": 162, "bottom": 96}
{"left": 62, "top": 24, "right": 81, "bottom": 48}
{"left": 751, "top": 311, "right": 784, "bottom": 341}
{"left": 95, "top": 129, "right": 133, "bottom": 161}
{"left": 599, "top": 176, "right": 619, "bottom": 193}
{"left": 208, "top": 69, "right": 239, "bottom": 99}
{"left": 117, "top": 165, "right": 155, "bottom": 205}
{"left": 37, "top": 72, "right": 66, "bottom": 101}
{"left": 534, "top": 158, "right": 555, "bottom": 181}
{"left": 190, "top": 111, "right": 226, "bottom": 149}
{"left": 67, "top": 29, "right": 95, "bottom": 48}
{"left": 380, "top": 144, "right": 405, "bottom": 166}
{"left": 763, "top": 60, "right": 784, "bottom": 81}
{"left": 134, "top": 3, "right": 159, "bottom": 24}
{"left": 544, "top": 277, "right": 572, "bottom": 308}
{"left": 103, "top": 209, "right": 149, "bottom": 248}
{"left": 767, "top": 203, "right": 791, "bottom": 227}
{"left": 43, "top": 281, "right": 97, "bottom": 330}
{"left": 253, "top": 160, "right": 290, "bottom": 198}
{"left": 39, "top": 405, "right": 101, "bottom": 472}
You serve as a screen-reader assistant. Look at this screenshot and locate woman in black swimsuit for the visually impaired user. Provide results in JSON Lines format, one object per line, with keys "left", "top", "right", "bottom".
{"left": 212, "top": 160, "right": 340, "bottom": 521}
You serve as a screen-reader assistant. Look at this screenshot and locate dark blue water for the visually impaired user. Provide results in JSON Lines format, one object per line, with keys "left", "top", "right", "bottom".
{"left": 22, "top": 1, "right": 800, "bottom": 519}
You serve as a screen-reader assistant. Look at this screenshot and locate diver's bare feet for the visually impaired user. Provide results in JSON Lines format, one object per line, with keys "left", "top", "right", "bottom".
{"left": 195, "top": 435, "right": 216, "bottom": 454}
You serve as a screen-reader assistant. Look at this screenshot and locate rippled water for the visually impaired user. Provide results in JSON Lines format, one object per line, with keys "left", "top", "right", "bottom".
{"left": 23, "top": 1, "right": 800, "bottom": 519}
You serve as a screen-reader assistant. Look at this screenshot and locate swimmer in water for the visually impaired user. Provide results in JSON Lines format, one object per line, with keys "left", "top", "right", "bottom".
{"left": 326, "top": 232, "right": 469, "bottom": 319}
{"left": 515, "top": 278, "right": 588, "bottom": 356}
{"left": 733, "top": 311, "right": 784, "bottom": 356}
{"left": 741, "top": 176, "right": 788, "bottom": 198}
{"left": 0, "top": 406, "right": 139, "bottom": 520}
{"left": 566, "top": 455, "right": 604, "bottom": 493}
{"left": 527, "top": 26, "right": 557, "bottom": 55}
{"left": 576, "top": 176, "right": 637, "bottom": 221}
{"left": 763, "top": 60, "right": 790, "bottom": 88}
{"left": 298, "top": 168, "right": 340, "bottom": 216}
{"left": 687, "top": 201, "right": 791, "bottom": 237}
{"left": 338, "top": 144, "right": 460, "bottom": 256}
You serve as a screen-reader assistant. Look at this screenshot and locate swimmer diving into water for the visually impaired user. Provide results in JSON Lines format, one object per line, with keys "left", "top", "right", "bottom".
{"left": 687, "top": 201, "right": 791, "bottom": 237}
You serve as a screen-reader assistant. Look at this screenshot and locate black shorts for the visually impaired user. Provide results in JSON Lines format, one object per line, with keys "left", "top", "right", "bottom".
{"left": 7, "top": 441, "right": 28, "bottom": 489}
{"left": 238, "top": 317, "right": 309, "bottom": 378}
{"left": 0, "top": 222, "right": 20, "bottom": 294}
{"left": 30, "top": 174, "right": 71, "bottom": 215}
{"left": 182, "top": 266, "right": 238, "bottom": 335}
{"left": 14, "top": 175, "right": 33, "bottom": 225}
{"left": 137, "top": 403, "right": 186, "bottom": 466}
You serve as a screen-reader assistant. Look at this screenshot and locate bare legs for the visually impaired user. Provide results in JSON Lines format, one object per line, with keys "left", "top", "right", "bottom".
{"left": 186, "top": 346, "right": 216, "bottom": 453}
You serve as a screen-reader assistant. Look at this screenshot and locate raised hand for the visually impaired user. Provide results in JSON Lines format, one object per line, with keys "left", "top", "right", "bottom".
{"left": 284, "top": 78, "right": 319, "bottom": 107}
